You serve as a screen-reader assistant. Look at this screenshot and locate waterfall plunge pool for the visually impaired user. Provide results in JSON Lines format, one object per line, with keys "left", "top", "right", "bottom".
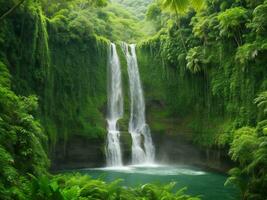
{"left": 71, "top": 164, "right": 238, "bottom": 200}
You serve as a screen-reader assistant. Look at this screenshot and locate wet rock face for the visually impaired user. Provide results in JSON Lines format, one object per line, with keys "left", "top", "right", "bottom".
{"left": 50, "top": 135, "right": 105, "bottom": 171}
{"left": 50, "top": 132, "right": 133, "bottom": 171}
{"left": 154, "top": 134, "right": 201, "bottom": 164}
{"left": 50, "top": 132, "right": 232, "bottom": 173}
{"left": 153, "top": 133, "right": 233, "bottom": 172}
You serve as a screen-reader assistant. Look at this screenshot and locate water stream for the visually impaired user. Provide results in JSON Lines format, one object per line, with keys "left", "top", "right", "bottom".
{"left": 121, "top": 43, "right": 155, "bottom": 164}
{"left": 106, "top": 43, "right": 123, "bottom": 166}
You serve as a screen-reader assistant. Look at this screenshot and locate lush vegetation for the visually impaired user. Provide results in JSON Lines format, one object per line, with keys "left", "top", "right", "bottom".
{"left": 0, "top": 0, "right": 200, "bottom": 199}
{"left": 29, "top": 173, "right": 201, "bottom": 200}
{"left": 0, "top": 0, "right": 267, "bottom": 199}
{"left": 138, "top": 0, "right": 267, "bottom": 199}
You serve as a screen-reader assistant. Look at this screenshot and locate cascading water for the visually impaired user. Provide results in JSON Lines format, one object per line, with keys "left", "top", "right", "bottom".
{"left": 121, "top": 43, "right": 155, "bottom": 164}
{"left": 106, "top": 43, "right": 123, "bottom": 166}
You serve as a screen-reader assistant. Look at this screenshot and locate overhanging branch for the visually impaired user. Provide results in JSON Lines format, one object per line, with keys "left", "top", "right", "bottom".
{"left": 0, "top": 0, "right": 25, "bottom": 22}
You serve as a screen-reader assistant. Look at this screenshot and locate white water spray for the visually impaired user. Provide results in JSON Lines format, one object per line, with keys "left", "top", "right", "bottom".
{"left": 106, "top": 43, "right": 123, "bottom": 166}
{"left": 121, "top": 43, "right": 155, "bottom": 164}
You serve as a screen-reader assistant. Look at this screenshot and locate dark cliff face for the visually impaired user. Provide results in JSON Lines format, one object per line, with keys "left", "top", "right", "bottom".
{"left": 51, "top": 135, "right": 105, "bottom": 170}
{"left": 51, "top": 131, "right": 232, "bottom": 172}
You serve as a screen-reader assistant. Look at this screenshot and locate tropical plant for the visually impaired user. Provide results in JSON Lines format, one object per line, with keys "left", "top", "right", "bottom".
{"left": 229, "top": 127, "right": 258, "bottom": 166}
{"left": 0, "top": 60, "right": 49, "bottom": 199}
{"left": 159, "top": 0, "right": 205, "bottom": 52}
{"left": 217, "top": 7, "right": 249, "bottom": 46}
{"left": 226, "top": 112, "right": 267, "bottom": 199}
{"left": 248, "top": 1, "right": 267, "bottom": 35}
{"left": 254, "top": 91, "right": 267, "bottom": 114}
{"left": 186, "top": 46, "right": 205, "bottom": 73}
{"left": 225, "top": 167, "right": 248, "bottom": 200}
{"left": 29, "top": 173, "right": 202, "bottom": 200}
{"left": 160, "top": 0, "right": 205, "bottom": 14}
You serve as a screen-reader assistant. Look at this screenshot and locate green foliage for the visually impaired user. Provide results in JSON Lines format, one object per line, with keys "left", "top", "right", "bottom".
{"left": 0, "top": 146, "right": 17, "bottom": 187}
{"left": 0, "top": 60, "right": 49, "bottom": 199}
{"left": 0, "top": 172, "right": 202, "bottom": 199}
{"left": 30, "top": 174, "right": 64, "bottom": 200}
{"left": 254, "top": 91, "right": 267, "bottom": 114}
{"left": 46, "top": 0, "right": 147, "bottom": 43}
{"left": 186, "top": 46, "right": 205, "bottom": 73}
{"left": 224, "top": 167, "right": 248, "bottom": 199}
{"left": 229, "top": 127, "right": 257, "bottom": 166}
{"left": 225, "top": 91, "right": 267, "bottom": 199}
{"left": 89, "top": 0, "right": 108, "bottom": 7}
{"left": 28, "top": 173, "right": 201, "bottom": 200}
{"left": 217, "top": 7, "right": 249, "bottom": 45}
{"left": 0, "top": 0, "right": 156, "bottom": 153}
{"left": 235, "top": 42, "right": 260, "bottom": 65}
{"left": 160, "top": 0, "right": 205, "bottom": 14}
{"left": 41, "top": 0, "right": 107, "bottom": 11}
{"left": 248, "top": 1, "right": 267, "bottom": 35}
{"left": 146, "top": 3, "right": 161, "bottom": 21}
{"left": 226, "top": 124, "right": 267, "bottom": 199}
{"left": 0, "top": 0, "right": 111, "bottom": 148}
{"left": 140, "top": 0, "right": 267, "bottom": 146}
{"left": 0, "top": 61, "right": 11, "bottom": 87}
{"left": 0, "top": 0, "right": 267, "bottom": 199}
{"left": 140, "top": 1, "right": 267, "bottom": 198}
{"left": 217, "top": 7, "right": 248, "bottom": 34}
{"left": 191, "top": 13, "right": 218, "bottom": 41}
{"left": 112, "top": 0, "right": 152, "bottom": 19}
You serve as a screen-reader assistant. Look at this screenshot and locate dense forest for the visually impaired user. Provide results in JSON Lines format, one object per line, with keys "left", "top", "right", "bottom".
{"left": 0, "top": 0, "right": 266, "bottom": 199}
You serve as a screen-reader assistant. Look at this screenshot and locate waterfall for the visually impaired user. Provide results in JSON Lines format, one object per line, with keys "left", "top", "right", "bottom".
{"left": 106, "top": 43, "right": 123, "bottom": 166}
{"left": 121, "top": 43, "right": 155, "bottom": 164}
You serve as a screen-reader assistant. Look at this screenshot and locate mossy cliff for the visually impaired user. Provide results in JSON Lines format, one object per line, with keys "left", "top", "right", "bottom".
{"left": 0, "top": 1, "right": 109, "bottom": 168}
